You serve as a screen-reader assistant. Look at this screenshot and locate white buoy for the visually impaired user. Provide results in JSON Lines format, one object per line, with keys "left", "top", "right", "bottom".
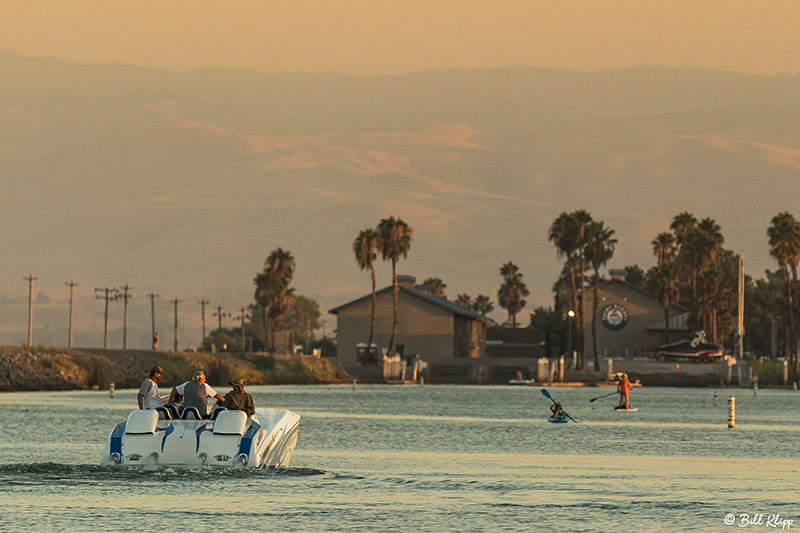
{"left": 754, "top": 381, "right": 758, "bottom": 396}
{"left": 713, "top": 391, "right": 719, "bottom": 406}
{"left": 109, "top": 382, "right": 115, "bottom": 398}
{"left": 728, "top": 395, "right": 735, "bottom": 428}
{"left": 352, "top": 378, "right": 357, "bottom": 391}
{"left": 793, "top": 382, "right": 797, "bottom": 392}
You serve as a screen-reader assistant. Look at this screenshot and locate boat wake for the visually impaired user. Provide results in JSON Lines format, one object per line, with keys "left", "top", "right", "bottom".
{"left": 0, "top": 462, "right": 326, "bottom": 482}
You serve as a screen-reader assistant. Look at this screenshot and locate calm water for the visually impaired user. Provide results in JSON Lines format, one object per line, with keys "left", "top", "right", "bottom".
{"left": 0, "top": 385, "right": 798, "bottom": 532}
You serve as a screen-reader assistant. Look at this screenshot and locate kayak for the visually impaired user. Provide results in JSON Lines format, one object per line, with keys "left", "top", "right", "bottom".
{"left": 614, "top": 406, "right": 638, "bottom": 412}
{"left": 548, "top": 415, "right": 569, "bottom": 423}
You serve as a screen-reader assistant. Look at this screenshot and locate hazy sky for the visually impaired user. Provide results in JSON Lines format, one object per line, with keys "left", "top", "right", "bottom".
{"left": 3, "top": 0, "right": 800, "bottom": 75}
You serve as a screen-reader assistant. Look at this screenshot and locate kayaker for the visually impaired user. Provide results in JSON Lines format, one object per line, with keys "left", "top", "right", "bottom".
{"left": 550, "top": 401, "right": 565, "bottom": 419}
{"left": 617, "top": 373, "right": 631, "bottom": 409}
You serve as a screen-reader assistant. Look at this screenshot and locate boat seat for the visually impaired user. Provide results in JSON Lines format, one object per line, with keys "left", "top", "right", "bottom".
{"left": 154, "top": 406, "right": 173, "bottom": 420}
{"left": 180, "top": 407, "right": 203, "bottom": 420}
{"left": 125, "top": 409, "right": 158, "bottom": 434}
{"left": 210, "top": 406, "right": 227, "bottom": 420}
{"left": 213, "top": 410, "right": 247, "bottom": 435}
{"left": 162, "top": 404, "right": 179, "bottom": 419}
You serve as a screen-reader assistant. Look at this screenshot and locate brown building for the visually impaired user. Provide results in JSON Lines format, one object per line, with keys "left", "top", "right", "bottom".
{"left": 329, "top": 276, "right": 494, "bottom": 362}
{"left": 581, "top": 270, "right": 686, "bottom": 358}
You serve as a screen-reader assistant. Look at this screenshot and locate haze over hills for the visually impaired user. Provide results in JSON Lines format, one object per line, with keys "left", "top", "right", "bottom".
{"left": 2, "top": 50, "right": 800, "bottom": 350}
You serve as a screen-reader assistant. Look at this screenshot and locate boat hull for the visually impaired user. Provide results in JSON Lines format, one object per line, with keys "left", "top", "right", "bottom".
{"left": 548, "top": 416, "right": 569, "bottom": 423}
{"left": 100, "top": 408, "right": 300, "bottom": 469}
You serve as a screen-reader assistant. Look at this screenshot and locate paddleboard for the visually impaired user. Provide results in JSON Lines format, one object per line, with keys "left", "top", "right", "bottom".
{"left": 548, "top": 416, "right": 569, "bottom": 423}
{"left": 614, "top": 407, "right": 638, "bottom": 412}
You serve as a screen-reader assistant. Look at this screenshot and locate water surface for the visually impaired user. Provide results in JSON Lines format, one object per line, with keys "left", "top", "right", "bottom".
{"left": 0, "top": 385, "right": 797, "bottom": 531}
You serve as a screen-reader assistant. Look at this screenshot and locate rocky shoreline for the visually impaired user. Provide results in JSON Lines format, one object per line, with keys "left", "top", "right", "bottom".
{"left": 0, "top": 345, "right": 352, "bottom": 392}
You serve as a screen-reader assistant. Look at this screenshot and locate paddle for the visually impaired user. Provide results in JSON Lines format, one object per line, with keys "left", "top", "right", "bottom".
{"left": 589, "top": 391, "right": 618, "bottom": 403}
{"left": 540, "top": 388, "right": 577, "bottom": 423}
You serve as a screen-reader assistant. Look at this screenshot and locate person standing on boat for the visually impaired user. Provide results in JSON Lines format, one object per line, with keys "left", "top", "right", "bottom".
{"left": 219, "top": 378, "right": 256, "bottom": 417}
{"left": 170, "top": 371, "right": 224, "bottom": 417}
{"left": 137, "top": 366, "right": 163, "bottom": 409}
{"left": 617, "top": 373, "right": 632, "bottom": 409}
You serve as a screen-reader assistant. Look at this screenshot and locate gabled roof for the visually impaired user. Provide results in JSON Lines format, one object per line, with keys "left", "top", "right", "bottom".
{"left": 329, "top": 284, "right": 494, "bottom": 324}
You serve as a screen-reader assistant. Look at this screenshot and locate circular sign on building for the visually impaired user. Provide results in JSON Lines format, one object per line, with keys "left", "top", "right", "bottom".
{"left": 600, "top": 303, "right": 629, "bottom": 330}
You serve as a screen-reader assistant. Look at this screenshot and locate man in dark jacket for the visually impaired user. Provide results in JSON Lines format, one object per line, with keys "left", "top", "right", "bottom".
{"left": 220, "top": 378, "right": 256, "bottom": 417}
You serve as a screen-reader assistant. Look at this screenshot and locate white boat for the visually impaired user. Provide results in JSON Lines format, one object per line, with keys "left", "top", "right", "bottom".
{"left": 100, "top": 406, "right": 300, "bottom": 469}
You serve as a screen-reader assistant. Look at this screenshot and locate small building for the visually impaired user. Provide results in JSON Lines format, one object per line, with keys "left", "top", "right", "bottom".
{"left": 581, "top": 270, "right": 686, "bottom": 358}
{"left": 329, "top": 275, "right": 494, "bottom": 363}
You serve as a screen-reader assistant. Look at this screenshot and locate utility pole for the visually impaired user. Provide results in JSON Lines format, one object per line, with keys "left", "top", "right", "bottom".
{"left": 94, "top": 287, "right": 120, "bottom": 349}
{"left": 737, "top": 253, "right": 745, "bottom": 359}
{"left": 322, "top": 318, "right": 328, "bottom": 339}
{"left": 233, "top": 306, "right": 248, "bottom": 352}
{"left": 120, "top": 284, "right": 132, "bottom": 350}
{"left": 65, "top": 281, "right": 78, "bottom": 348}
{"left": 146, "top": 292, "right": 159, "bottom": 351}
{"left": 214, "top": 305, "right": 229, "bottom": 332}
{"left": 198, "top": 298, "right": 209, "bottom": 348}
{"left": 24, "top": 273, "right": 38, "bottom": 347}
{"left": 171, "top": 297, "right": 182, "bottom": 352}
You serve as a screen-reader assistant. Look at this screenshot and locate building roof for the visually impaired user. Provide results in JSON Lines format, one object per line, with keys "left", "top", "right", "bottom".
{"left": 582, "top": 278, "right": 687, "bottom": 311}
{"left": 329, "top": 284, "right": 495, "bottom": 324}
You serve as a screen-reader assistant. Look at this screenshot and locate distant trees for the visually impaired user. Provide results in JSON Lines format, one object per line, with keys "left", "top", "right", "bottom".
{"left": 767, "top": 212, "right": 800, "bottom": 372}
{"left": 254, "top": 247, "right": 296, "bottom": 352}
{"left": 497, "top": 261, "right": 529, "bottom": 327}
{"left": 455, "top": 293, "right": 495, "bottom": 315}
{"left": 421, "top": 277, "right": 447, "bottom": 299}
{"left": 652, "top": 231, "right": 680, "bottom": 346}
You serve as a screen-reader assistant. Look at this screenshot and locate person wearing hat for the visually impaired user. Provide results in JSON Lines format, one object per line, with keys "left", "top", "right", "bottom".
{"left": 219, "top": 378, "right": 255, "bottom": 417}
{"left": 137, "top": 366, "right": 163, "bottom": 409}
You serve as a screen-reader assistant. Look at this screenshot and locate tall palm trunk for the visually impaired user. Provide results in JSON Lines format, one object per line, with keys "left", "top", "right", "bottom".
{"left": 663, "top": 305, "right": 670, "bottom": 346}
{"left": 591, "top": 267, "right": 600, "bottom": 371}
{"left": 367, "top": 266, "right": 377, "bottom": 361}
{"left": 578, "top": 263, "right": 587, "bottom": 370}
{"left": 388, "top": 258, "right": 398, "bottom": 357}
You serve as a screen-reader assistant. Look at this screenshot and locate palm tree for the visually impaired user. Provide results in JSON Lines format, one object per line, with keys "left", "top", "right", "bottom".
{"left": 584, "top": 221, "right": 617, "bottom": 371}
{"left": 254, "top": 248, "right": 295, "bottom": 351}
{"left": 354, "top": 228, "right": 379, "bottom": 362}
{"left": 422, "top": 277, "right": 447, "bottom": 299}
{"left": 498, "top": 261, "right": 530, "bottom": 327}
{"left": 670, "top": 212, "right": 697, "bottom": 246}
{"left": 653, "top": 263, "right": 680, "bottom": 346}
{"left": 768, "top": 212, "right": 800, "bottom": 371}
{"left": 548, "top": 210, "right": 593, "bottom": 366}
{"left": 652, "top": 232, "right": 677, "bottom": 267}
{"left": 376, "top": 216, "right": 413, "bottom": 357}
{"left": 473, "top": 295, "right": 494, "bottom": 315}
{"left": 455, "top": 294, "right": 473, "bottom": 308}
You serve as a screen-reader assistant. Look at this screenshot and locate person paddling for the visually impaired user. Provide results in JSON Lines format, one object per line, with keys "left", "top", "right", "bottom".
{"left": 550, "top": 401, "right": 565, "bottom": 420}
{"left": 617, "top": 373, "right": 632, "bottom": 409}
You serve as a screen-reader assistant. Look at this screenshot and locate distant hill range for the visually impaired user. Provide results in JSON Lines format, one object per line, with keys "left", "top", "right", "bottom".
{"left": 2, "top": 50, "right": 799, "bottom": 347}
